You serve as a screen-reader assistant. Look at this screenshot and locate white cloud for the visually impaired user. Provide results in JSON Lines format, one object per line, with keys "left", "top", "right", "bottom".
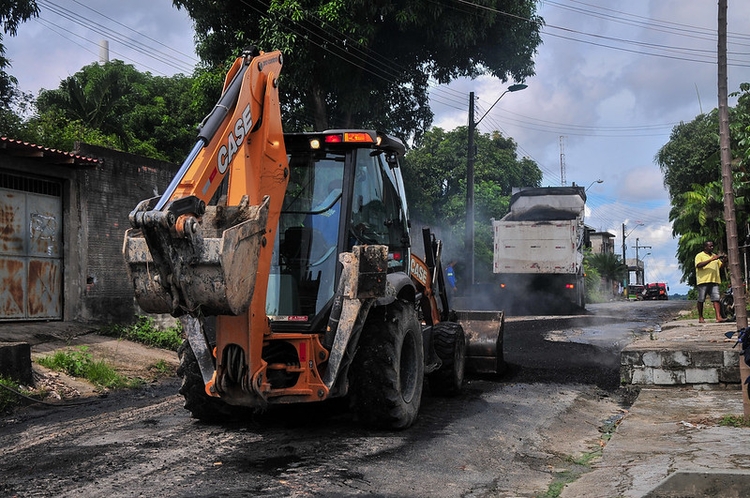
{"left": 5, "top": 0, "right": 748, "bottom": 296}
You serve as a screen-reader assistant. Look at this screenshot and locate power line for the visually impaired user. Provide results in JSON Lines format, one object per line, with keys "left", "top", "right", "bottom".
{"left": 35, "top": 0, "right": 196, "bottom": 75}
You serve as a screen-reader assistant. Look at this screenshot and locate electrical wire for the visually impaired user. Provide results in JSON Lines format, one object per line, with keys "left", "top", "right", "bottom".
{"left": 35, "top": 0, "right": 196, "bottom": 75}
{"left": 0, "top": 381, "right": 99, "bottom": 407}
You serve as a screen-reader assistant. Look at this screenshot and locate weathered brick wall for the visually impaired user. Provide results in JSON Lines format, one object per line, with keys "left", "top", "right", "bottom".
{"left": 75, "top": 144, "right": 178, "bottom": 323}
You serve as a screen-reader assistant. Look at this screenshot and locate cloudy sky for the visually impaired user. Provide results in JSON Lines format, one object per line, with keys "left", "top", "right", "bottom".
{"left": 5, "top": 0, "right": 750, "bottom": 294}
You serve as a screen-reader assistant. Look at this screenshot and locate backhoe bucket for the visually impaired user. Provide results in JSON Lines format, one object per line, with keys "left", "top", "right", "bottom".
{"left": 457, "top": 310, "right": 505, "bottom": 375}
{"left": 123, "top": 199, "right": 268, "bottom": 317}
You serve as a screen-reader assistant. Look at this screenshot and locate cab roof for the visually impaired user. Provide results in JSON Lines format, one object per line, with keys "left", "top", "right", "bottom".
{"left": 283, "top": 129, "right": 405, "bottom": 157}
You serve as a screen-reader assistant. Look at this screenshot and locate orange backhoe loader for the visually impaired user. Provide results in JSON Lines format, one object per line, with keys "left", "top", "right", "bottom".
{"left": 123, "top": 48, "right": 504, "bottom": 429}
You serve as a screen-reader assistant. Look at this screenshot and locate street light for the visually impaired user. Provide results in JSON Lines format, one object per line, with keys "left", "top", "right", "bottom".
{"left": 466, "top": 83, "right": 527, "bottom": 288}
{"left": 586, "top": 179, "right": 603, "bottom": 191}
{"left": 474, "top": 84, "right": 528, "bottom": 127}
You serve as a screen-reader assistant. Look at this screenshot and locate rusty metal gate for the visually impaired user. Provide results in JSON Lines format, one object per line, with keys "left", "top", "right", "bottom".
{"left": 0, "top": 173, "right": 63, "bottom": 320}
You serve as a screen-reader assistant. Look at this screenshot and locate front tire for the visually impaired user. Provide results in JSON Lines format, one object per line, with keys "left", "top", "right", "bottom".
{"left": 350, "top": 300, "right": 424, "bottom": 429}
{"left": 177, "top": 340, "right": 250, "bottom": 422}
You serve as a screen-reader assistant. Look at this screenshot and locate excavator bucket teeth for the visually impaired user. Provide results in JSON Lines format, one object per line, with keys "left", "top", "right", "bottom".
{"left": 123, "top": 200, "right": 269, "bottom": 317}
{"left": 457, "top": 310, "right": 505, "bottom": 375}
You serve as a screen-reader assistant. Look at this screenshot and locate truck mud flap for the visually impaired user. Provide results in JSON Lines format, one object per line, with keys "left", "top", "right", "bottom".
{"left": 457, "top": 310, "right": 505, "bottom": 375}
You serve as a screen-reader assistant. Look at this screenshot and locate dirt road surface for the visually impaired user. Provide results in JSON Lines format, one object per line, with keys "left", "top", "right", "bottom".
{"left": 0, "top": 300, "right": 691, "bottom": 497}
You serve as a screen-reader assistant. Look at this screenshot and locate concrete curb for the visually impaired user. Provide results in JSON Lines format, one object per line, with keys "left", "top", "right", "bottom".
{"left": 621, "top": 318, "right": 743, "bottom": 387}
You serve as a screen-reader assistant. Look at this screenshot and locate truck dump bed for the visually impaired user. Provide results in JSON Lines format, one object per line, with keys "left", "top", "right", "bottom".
{"left": 492, "top": 219, "right": 581, "bottom": 274}
{"left": 492, "top": 186, "right": 586, "bottom": 275}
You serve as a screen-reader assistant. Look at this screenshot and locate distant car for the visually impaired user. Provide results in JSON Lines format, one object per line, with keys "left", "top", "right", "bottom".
{"left": 629, "top": 284, "right": 645, "bottom": 300}
{"left": 642, "top": 282, "right": 669, "bottom": 300}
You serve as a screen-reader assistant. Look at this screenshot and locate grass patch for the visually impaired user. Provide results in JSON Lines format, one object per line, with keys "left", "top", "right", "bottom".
{"left": 37, "top": 346, "right": 142, "bottom": 389}
{"left": 679, "top": 307, "right": 723, "bottom": 321}
{"left": 719, "top": 414, "right": 750, "bottom": 428}
{"left": 100, "top": 315, "right": 182, "bottom": 351}
{"left": 537, "top": 452, "right": 604, "bottom": 497}
{"left": 538, "top": 412, "right": 624, "bottom": 497}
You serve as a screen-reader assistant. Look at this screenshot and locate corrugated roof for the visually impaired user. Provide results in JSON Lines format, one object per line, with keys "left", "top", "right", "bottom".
{"left": 0, "top": 137, "right": 100, "bottom": 167}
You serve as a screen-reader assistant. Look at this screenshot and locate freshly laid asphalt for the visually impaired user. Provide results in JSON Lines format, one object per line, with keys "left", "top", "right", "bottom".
{"left": 3, "top": 314, "right": 750, "bottom": 496}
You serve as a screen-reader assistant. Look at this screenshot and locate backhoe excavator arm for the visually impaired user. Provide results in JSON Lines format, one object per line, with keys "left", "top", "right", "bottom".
{"left": 123, "top": 48, "right": 292, "bottom": 406}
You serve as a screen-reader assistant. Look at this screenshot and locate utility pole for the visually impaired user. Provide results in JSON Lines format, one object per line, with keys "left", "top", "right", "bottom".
{"left": 622, "top": 223, "right": 627, "bottom": 297}
{"left": 633, "top": 238, "right": 651, "bottom": 285}
{"left": 466, "top": 92, "right": 476, "bottom": 288}
{"left": 717, "top": 0, "right": 749, "bottom": 415}
{"left": 465, "top": 84, "right": 526, "bottom": 289}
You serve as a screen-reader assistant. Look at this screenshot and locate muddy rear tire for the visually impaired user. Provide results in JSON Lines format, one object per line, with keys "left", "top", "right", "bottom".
{"left": 350, "top": 300, "right": 424, "bottom": 429}
{"left": 428, "top": 322, "right": 466, "bottom": 396}
{"left": 177, "top": 340, "right": 250, "bottom": 422}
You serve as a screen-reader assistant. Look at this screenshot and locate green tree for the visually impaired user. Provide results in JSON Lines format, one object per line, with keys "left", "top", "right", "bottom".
{"left": 0, "top": 0, "right": 39, "bottom": 136}
{"left": 402, "top": 126, "right": 542, "bottom": 278}
{"left": 171, "top": 0, "right": 543, "bottom": 141}
{"left": 585, "top": 251, "right": 626, "bottom": 298}
{"left": 669, "top": 181, "right": 725, "bottom": 286}
{"left": 656, "top": 84, "right": 750, "bottom": 287}
{"left": 656, "top": 112, "right": 721, "bottom": 202}
{"left": 25, "top": 61, "right": 202, "bottom": 162}
{"left": 582, "top": 250, "right": 603, "bottom": 302}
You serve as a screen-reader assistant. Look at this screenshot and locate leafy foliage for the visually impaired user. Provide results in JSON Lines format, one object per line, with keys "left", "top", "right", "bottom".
{"left": 402, "top": 126, "right": 542, "bottom": 278}
{"left": 0, "top": 0, "right": 38, "bottom": 136}
{"left": 0, "top": 375, "right": 30, "bottom": 413}
{"left": 171, "top": 0, "right": 543, "bottom": 141}
{"left": 656, "top": 112, "right": 721, "bottom": 202}
{"left": 669, "top": 181, "right": 728, "bottom": 286}
{"left": 0, "top": 0, "right": 38, "bottom": 106}
{"left": 100, "top": 315, "right": 183, "bottom": 351}
{"left": 37, "top": 346, "right": 142, "bottom": 389}
{"left": 582, "top": 251, "right": 604, "bottom": 303}
{"left": 656, "top": 83, "right": 750, "bottom": 286}
{"left": 586, "top": 251, "right": 626, "bottom": 299}
{"left": 20, "top": 61, "right": 202, "bottom": 163}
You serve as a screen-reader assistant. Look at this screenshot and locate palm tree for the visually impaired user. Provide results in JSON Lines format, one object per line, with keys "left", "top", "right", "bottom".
{"left": 586, "top": 252, "right": 627, "bottom": 297}
{"left": 670, "top": 180, "right": 725, "bottom": 286}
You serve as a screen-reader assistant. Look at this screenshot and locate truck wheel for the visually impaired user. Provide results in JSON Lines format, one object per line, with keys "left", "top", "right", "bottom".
{"left": 428, "top": 322, "right": 466, "bottom": 396}
{"left": 350, "top": 300, "right": 424, "bottom": 429}
{"left": 177, "top": 340, "right": 249, "bottom": 422}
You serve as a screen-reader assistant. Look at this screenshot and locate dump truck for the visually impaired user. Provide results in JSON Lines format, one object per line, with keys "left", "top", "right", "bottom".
{"left": 492, "top": 186, "right": 587, "bottom": 314}
{"left": 122, "top": 48, "right": 503, "bottom": 429}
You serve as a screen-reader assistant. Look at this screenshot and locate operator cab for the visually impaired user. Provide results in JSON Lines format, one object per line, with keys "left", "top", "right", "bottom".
{"left": 266, "top": 130, "right": 410, "bottom": 330}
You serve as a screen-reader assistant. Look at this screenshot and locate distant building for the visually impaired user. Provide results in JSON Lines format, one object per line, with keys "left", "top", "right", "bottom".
{"left": 589, "top": 230, "right": 616, "bottom": 254}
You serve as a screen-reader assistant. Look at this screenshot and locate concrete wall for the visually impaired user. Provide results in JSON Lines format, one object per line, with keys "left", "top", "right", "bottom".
{"left": 75, "top": 143, "right": 179, "bottom": 323}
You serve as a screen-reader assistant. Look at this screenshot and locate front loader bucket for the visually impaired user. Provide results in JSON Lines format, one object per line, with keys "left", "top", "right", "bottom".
{"left": 457, "top": 310, "right": 505, "bottom": 375}
{"left": 123, "top": 199, "right": 268, "bottom": 317}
